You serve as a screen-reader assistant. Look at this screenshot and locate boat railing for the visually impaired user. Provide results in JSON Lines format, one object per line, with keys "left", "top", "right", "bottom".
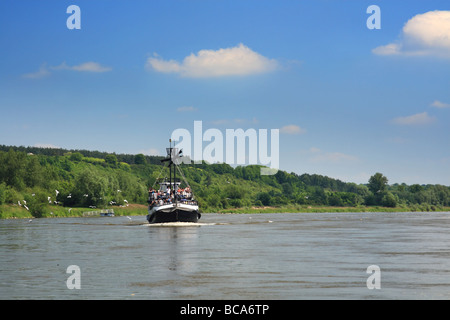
{"left": 148, "top": 197, "right": 197, "bottom": 208}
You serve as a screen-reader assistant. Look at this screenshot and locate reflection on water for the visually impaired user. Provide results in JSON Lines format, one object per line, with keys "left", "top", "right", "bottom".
{"left": 0, "top": 212, "right": 449, "bottom": 299}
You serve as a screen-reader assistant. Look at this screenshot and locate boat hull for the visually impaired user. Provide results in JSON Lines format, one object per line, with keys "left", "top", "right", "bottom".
{"left": 147, "top": 204, "right": 201, "bottom": 224}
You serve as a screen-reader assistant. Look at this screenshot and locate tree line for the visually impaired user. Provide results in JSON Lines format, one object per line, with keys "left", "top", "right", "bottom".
{"left": 0, "top": 146, "right": 449, "bottom": 217}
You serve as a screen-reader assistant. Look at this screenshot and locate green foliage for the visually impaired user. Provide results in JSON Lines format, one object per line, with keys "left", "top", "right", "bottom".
{"left": 0, "top": 145, "right": 449, "bottom": 217}
{"left": 256, "top": 192, "right": 271, "bottom": 206}
{"left": 368, "top": 172, "right": 388, "bottom": 194}
{"left": 381, "top": 192, "right": 397, "bottom": 207}
{"left": 0, "top": 182, "right": 6, "bottom": 205}
{"left": 105, "top": 154, "right": 118, "bottom": 167}
{"left": 70, "top": 152, "right": 83, "bottom": 162}
{"left": 134, "top": 154, "right": 146, "bottom": 165}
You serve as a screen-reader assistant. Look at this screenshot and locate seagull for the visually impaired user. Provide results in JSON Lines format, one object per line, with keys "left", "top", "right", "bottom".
{"left": 18, "top": 201, "right": 22, "bottom": 206}
{"left": 117, "top": 189, "right": 121, "bottom": 193}
{"left": 55, "top": 190, "right": 59, "bottom": 196}
{"left": 23, "top": 200, "right": 27, "bottom": 205}
{"left": 126, "top": 216, "right": 132, "bottom": 220}
{"left": 28, "top": 219, "right": 33, "bottom": 223}
{"left": 67, "top": 194, "right": 72, "bottom": 198}
{"left": 68, "top": 208, "right": 72, "bottom": 213}
{"left": 31, "top": 193, "right": 35, "bottom": 197}
{"left": 83, "top": 194, "right": 89, "bottom": 197}
{"left": 124, "top": 199, "right": 128, "bottom": 203}
{"left": 48, "top": 196, "right": 51, "bottom": 201}
{"left": 24, "top": 205, "right": 29, "bottom": 211}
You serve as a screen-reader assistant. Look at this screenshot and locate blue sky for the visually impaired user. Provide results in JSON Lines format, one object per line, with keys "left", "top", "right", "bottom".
{"left": 1, "top": 0, "right": 449, "bottom": 185}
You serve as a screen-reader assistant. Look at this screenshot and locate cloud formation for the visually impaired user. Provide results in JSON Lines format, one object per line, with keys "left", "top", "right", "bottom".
{"left": 430, "top": 100, "right": 450, "bottom": 108}
{"left": 139, "top": 148, "right": 160, "bottom": 156}
{"left": 391, "top": 112, "right": 436, "bottom": 126}
{"left": 280, "top": 124, "right": 306, "bottom": 135}
{"left": 373, "top": 10, "right": 450, "bottom": 58}
{"left": 146, "top": 44, "right": 278, "bottom": 78}
{"left": 23, "top": 61, "right": 111, "bottom": 79}
{"left": 22, "top": 64, "right": 51, "bottom": 79}
{"left": 33, "top": 143, "right": 60, "bottom": 149}
{"left": 52, "top": 62, "right": 112, "bottom": 72}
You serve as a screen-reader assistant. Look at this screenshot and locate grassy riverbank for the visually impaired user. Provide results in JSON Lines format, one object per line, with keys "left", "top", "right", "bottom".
{"left": 0, "top": 203, "right": 148, "bottom": 219}
{"left": 217, "top": 204, "right": 450, "bottom": 214}
{"left": 2, "top": 203, "right": 449, "bottom": 219}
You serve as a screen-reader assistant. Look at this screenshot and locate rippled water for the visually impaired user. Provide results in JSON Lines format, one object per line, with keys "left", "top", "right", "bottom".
{"left": 1, "top": 212, "right": 449, "bottom": 299}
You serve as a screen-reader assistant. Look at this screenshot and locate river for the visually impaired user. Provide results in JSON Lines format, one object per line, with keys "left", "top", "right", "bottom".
{"left": 1, "top": 212, "right": 449, "bottom": 299}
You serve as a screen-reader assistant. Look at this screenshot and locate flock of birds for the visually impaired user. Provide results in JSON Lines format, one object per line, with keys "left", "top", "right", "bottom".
{"left": 18, "top": 189, "right": 131, "bottom": 221}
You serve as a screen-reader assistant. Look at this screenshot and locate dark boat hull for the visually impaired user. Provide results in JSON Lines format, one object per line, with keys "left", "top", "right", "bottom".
{"left": 147, "top": 208, "right": 201, "bottom": 224}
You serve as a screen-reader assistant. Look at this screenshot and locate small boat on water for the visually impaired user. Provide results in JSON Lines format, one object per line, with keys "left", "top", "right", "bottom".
{"left": 146, "top": 140, "right": 201, "bottom": 224}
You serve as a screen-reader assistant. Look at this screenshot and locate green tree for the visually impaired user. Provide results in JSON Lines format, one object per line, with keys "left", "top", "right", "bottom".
{"left": 24, "top": 156, "right": 44, "bottom": 188}
{"left": 0, "top": 182, "right": 6, "bottom": 205}
{"left": 368, "top": 173, "right": 388, "bottom": 194}
{"left": 224, "top": 184, "right": 243, "bottom": 199}
{"left": 105, "top": 154, "right": 118, "bottom": 167}
{"left": 281, "top": 182, "right": 293, "bottom": 196}
{"left": 74, "top": 167, "right": 107, "bottom": 207}
{"left": 381, "top": 192, "right": 397, "bottom": 207}
{"left": 70, "top": 152, "right": 83, "bottom": 162}
{"left": 256, "top": 192, "right": 271, "bottom": 206}
{"left": 134, "top": 154, "right": 146, "bottom": 165}
{"left": 328, "top": 192, "right": 344, "bottom": 206}
{"left": 0, "top": 149, "right": 26, "bottom": 190}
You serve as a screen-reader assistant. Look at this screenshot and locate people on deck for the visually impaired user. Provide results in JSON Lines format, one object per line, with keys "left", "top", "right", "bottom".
{"left": 148, "top": 184, "right": 195, "bottom": 207}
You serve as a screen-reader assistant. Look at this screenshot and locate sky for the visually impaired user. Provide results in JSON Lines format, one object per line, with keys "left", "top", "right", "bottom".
{"left": 1, "top": 0, "right": 449, "bottom": 185}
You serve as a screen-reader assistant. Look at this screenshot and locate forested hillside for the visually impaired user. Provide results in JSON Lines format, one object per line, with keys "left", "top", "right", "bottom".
{"left": 0, "top": 145, "right": 449, "bottom": 218}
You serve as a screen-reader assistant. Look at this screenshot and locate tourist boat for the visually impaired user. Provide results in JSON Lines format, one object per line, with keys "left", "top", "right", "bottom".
{"left": 146, "top": 140, "right": 201, "bottom": 224}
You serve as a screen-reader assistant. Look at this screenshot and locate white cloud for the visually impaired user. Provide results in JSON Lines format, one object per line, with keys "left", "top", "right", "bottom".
{"left": 71, "top": 62, "right": 112, "bottom": 72}
{"left": 23, "top": 61, "right": 111, "bottom": 79}
{"left": 146, "top": 43, "right": 278, "bottom": 78}
{"left": 52, "top": 61, "right": 112, "bottom": 72}
{"left": 22, "top": 64, "right": 50, "bottom": 79}
{"left": 373, "top": 10, "right": 450, "bottom": 58}
{"left": 34, "top": 143, "right": 60, "bottom": 149}
{"left": 391, "top": 112, "right": 436, "bottom": 126}
{"left": 430, "top": 100, "right": 450, "bottom": 108}
{"left": 306, "top": 147, "right": 358, "bottom": 164}
{"left": 177, "top": 106, "right": 198, "bottom": 112}
{"left": 139, "top": 148, "right": 160, "bottom": 156}
{"left": 280, "top": 124, "right": 306, "bottom": 135}
{"left": 372, "top": 43, "right": 402, "bottom": 56}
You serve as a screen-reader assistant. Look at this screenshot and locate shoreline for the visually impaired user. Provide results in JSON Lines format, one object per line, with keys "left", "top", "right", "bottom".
{"left": 1, "top": 203, "right": 449, "bottom": 219}
{"left": 217, "top": 205, "right": 450, "bottom": 214}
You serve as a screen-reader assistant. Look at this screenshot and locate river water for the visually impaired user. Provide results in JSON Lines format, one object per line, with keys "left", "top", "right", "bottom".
{"left": 1, "top": 212, "right": 449, "bottom": 299}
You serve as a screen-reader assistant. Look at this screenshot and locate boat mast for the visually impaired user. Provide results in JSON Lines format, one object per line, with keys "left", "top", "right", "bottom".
{"left": 168, "top": 139, "right": 172, "bottom": 198}
{"left": 168, "top": 139, "right": 177, "bottom": 204}
{"left": 173, "top": 141, "right": 177, "bottom": 204}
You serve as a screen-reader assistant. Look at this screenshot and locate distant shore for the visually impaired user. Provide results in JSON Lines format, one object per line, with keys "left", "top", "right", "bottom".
{"left": 0, "top": 203, "right": 148, "bottom": 219}
{"left": 1, "top": 203, "right": 449, "bottom": 219}
{"left": 217, "top": 205, "right": 450, "bottom": 214}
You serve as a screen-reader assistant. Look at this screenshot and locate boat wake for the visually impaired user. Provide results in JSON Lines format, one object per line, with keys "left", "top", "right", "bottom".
{"left": 145, "top": 221, "right": 217, "bottom": 227}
